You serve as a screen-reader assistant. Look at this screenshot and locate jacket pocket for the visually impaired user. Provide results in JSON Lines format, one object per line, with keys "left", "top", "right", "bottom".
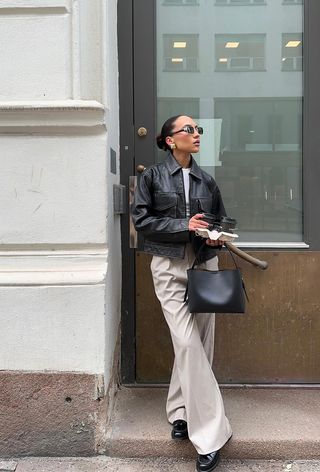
{"left": 154, "top": 192, "right": 177, "bottom": 216}
{"left": 196, "top": 197, "right": 212, "bottom": 213}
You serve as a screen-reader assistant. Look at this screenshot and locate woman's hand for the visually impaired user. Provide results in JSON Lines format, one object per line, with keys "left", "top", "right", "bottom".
{"left": 206, "top": 238, "right": 224, "bottom": 247}
{"left": 188, "top": 213, "right": 209, "bottom": 232}
{"left": 189, "top": 214, "right": 224, "bottom": 247}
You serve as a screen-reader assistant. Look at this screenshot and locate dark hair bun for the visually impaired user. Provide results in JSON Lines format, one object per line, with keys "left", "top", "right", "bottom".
{"left": 156, "top": 134, "right": 166, "bottom": 150}
{"left": 156, "top": 115, "right": 182, "bottom": 152}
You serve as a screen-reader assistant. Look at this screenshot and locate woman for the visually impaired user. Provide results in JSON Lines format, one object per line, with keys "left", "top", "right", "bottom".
{"left": 132, "top": 115, "right": 232, "bottom": 472}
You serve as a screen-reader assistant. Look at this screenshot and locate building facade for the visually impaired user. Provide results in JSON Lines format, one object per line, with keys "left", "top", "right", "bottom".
{"left": 1, "top": 0, "right": 319, "bottom": 457}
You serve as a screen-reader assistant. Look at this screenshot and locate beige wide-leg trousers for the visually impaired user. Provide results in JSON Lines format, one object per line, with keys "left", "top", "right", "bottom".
{"left": 150, "top": 244, "right": 232, "bottom": 455}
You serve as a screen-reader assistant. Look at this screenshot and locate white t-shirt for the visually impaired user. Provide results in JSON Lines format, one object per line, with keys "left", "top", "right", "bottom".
{"left": 182, "top": 168, "right": 191, "bottom": 218}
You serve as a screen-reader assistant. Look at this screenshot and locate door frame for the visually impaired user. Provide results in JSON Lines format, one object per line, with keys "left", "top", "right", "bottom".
{"left": 118, "top": 0, "right": 135, "bottom": 384}
{"left": 118, "top": 0, "right": 320, "bottom": 384}
{"left": 118, "top": 0, "right": 157, "bottom": 384}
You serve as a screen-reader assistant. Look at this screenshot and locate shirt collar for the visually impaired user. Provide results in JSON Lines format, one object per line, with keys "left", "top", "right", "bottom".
{"left": 165, "top": 151, "right": 202, "bottom": 180}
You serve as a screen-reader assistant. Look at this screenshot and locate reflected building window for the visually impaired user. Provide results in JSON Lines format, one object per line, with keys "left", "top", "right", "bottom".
{"left": 216, "top": 98, "right": 302, "bottom": 152}
{"left": 214, "top": 98, "right": 302, "bottom": 240}
{"left": 215, "top": 0, "right": 266, "bottom": 5}
{"left": 283, "top": 0, "right": 303, "bottom": 4}
{"left": 282, "top": 33, "right": 303, "bottom": 71}
{"left": 163, "top": 34, "right": 199, "bottom": 72}
{"left": 162, "top": 0, "right": 199, "bottom": 5}
{"left": 215, "top": 34, "right": 266, "bottom": 71}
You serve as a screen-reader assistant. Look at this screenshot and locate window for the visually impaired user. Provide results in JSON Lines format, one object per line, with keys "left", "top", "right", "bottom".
{"left": 215, "top": 34, "right": 266, "bottom": 71}
{"left": 156, "top": 0, "right": 304, "bottom": 244}
{"left": 214, "top": 98, "right": 303, "bottom": 241}
{"left": 163, "top": 34, "right": 199, "bottom": 72}
{"left": 282, "top": 33, "right": 303, "bottom": 71}
{"left": 215, "top": 0, "right": 266, "bottom": 5}
{"left": 283, "top": 0, "right": 303, "bottom": 5}
{"left": 216, "top": 99, "right": 302, "bottom": 153}
{"left": 163, "top": 0, "right": 199, "bottom": 5}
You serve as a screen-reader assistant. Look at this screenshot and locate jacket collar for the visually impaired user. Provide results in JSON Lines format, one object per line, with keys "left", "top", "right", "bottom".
{"left": 165, "top": 151, "right": 202, "bottom": 180}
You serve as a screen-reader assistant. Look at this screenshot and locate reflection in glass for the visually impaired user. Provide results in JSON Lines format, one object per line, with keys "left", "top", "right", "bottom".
{"left": 282, "top": 33, "right": 303, "bottom": 71}
{"left": 215, "top": 34, "right": 266, "bottom": 71}
{"left": 215, "top": 0, "right": 266, "bottom": 5}
{"left": 156, "top": 1, "right": 303, "bottom": 242}
{"left": 163, "top": 34, "right": 199, "bottom": 72}
{"left": 283, "top": 0, "right": 303, "bottom": 4}
{"left": 163, "top": 0, "right": 199, "bottom": 5}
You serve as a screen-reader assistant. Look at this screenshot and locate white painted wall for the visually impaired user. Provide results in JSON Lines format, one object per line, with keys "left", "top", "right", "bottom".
{"left": 0, "top": 131, "right": 107, "bottom": 244}
{"left": 0, "top": 0, "right": 120, "bottom": 382}
{"left": 0, "top": 285, "right": 105, "bottom": 372}
{"left": 0, "top": 1, "right": 72, "bottom": 100}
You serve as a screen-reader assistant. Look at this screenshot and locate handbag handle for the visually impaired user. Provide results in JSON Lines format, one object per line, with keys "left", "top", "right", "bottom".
{"left": 191, "top": 241, "right": 239, "bottom": 270}
{"left": 184, "top": 242, "right": 249, "bottom": 303}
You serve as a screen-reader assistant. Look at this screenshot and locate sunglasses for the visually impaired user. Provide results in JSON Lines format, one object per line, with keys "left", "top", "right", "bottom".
{"left": 171, "top": 125, "right": 204, "bottom": 136}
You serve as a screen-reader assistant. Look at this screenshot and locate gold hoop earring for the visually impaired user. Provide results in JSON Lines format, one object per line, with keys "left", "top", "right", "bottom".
{"left": 171, "top": 143, "right": 176, "bottom": 150}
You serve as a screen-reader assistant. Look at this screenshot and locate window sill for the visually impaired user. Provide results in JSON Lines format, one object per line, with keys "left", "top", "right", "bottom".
{"left": 215, "top": 3, "right": 267, "bottom": 6}
{"left": 215, "top": 69, "right": 267, "bottom": 72}
{"left": 281, "top": 69, "right": 303, "bottom": 72}
{"left": 163, "top": 69, "right": 200, "bottom": 73}
{"left": 162, "top": 2, "right": 199, "bottom": 5}
{"left": 237, "top": 242, "right": 309, "bottom": 249}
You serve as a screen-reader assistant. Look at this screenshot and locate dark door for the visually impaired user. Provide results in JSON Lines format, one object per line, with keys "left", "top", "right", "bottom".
{"left": 121, "top": 0, "right": 320, "bottom": 384}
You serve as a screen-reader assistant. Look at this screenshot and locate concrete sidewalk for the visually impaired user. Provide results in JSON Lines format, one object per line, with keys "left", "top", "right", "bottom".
{"left": 106, "top": 387, "right": 320, "bottom": 460}
{"left": 1, "top": 458, "right": 320, "bottom": 472}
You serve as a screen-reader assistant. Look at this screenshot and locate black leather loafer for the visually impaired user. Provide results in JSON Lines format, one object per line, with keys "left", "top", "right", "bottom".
{"left": 196, "top": 450, "right": 220, "bottom": 472}
{"left": 171, "top": 419, "right": 188, "bottom": 440}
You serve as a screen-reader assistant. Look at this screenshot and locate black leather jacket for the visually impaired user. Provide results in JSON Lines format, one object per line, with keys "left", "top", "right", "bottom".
{"left": 132, "top": 152, "right": 226, "bottom": 262}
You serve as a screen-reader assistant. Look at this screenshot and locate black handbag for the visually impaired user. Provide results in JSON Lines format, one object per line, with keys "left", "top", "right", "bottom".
{"left": 184, "top": 243, "right": 248, "bottom": 314}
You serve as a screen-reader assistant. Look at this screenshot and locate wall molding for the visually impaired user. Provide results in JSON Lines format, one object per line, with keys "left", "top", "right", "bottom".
{"left": 0, "top": 250, "right": 107, "bottom": 285}
{"left": 0, "top": 7, "right": 68, "bottom": 15}
{"left": 0, "top": 100, "right": 105, "bottom": 128}
{"left": 0, "top": 0, "right": 71, "bottom": 11}
{"left": 0, "top": 0, "right": 70, "bottom": 14}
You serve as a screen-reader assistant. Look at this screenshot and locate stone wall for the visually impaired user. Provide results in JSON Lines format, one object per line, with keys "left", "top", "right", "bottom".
{"left": 0, "top": 0, "right": 120, "bottom": 456}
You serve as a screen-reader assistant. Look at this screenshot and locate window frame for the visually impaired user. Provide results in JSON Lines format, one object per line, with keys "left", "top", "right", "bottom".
{"left": 282, "top": 0, "right": 303, "bottom": 5}
{"left": 162, "top": 0, "right": 200, "bottom": 6}
{"left": 303, "top": 0, "right": 320, "bottom": 249}
{"left": 215, "top": 0, "right": 267, "bottom": 5}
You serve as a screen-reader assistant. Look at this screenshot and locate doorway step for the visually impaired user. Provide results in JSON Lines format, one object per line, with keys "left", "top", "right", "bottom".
{"left": 105, "top": 387, "right": 320, "bottom": 460}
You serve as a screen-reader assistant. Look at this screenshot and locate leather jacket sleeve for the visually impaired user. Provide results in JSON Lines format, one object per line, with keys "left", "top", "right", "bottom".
{"left": 210, "top": 185, "right": 227, "bottom": 219}
{"left": 131, "top": 169, "right": 190, "bottom": 243}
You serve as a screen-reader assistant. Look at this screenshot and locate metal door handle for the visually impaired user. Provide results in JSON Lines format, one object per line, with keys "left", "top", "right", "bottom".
{"left": 129, "top": 176, "right": 138, "bottom": 249}
{"left": 129, "top": 164, "right": 146, "bottom": 248}
{"left": 136, "top": 164, "right": 146, "bottom": 173}
{"left": 137, "top": 127, "right": 147, "bottom": 137}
